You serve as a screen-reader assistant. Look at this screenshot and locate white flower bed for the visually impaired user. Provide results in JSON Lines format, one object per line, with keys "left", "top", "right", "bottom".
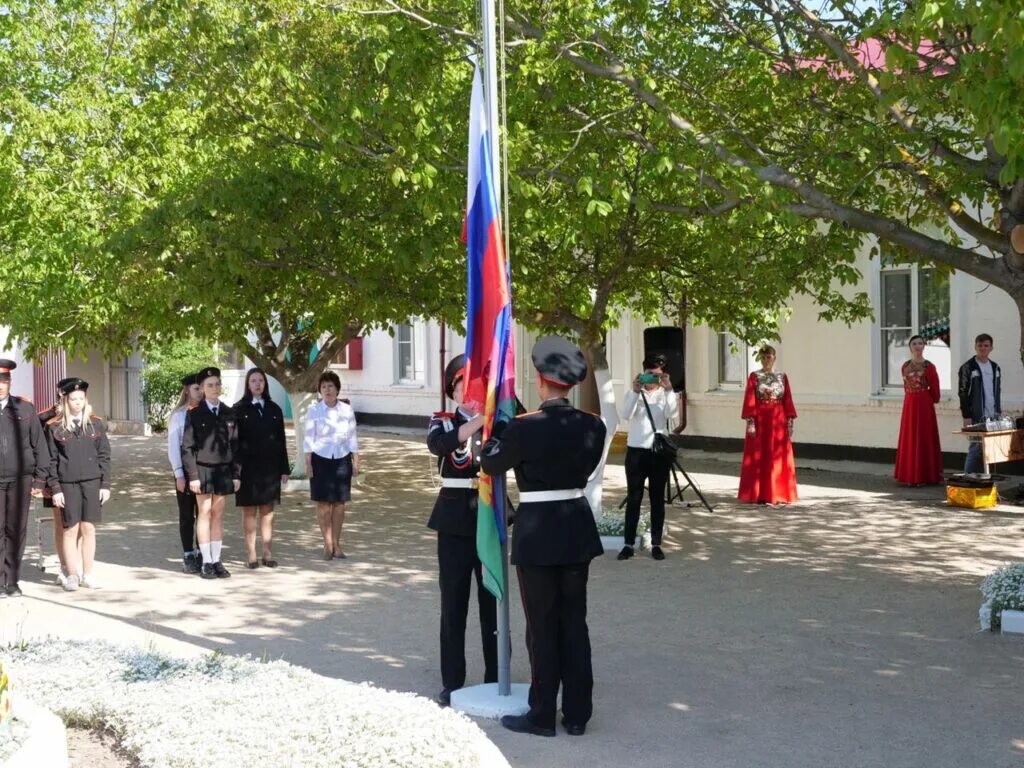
{"left": 595, "top": 510, "right": 650, "bottom": 538}
{"left": 0, "top": 640, "right": 509, "bottom": 768}
{"left": 980, "top": 562, "right": 1024, "bottom": 631}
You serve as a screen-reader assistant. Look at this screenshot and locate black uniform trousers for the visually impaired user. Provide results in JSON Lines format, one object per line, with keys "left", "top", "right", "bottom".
{"left": 175, "top": 486, "right": 197, "bottom": 552}
{"left": 624, "top": 446, "right": 672, "bottom": 546}
{"left": 0, "top": 476, "right": 32, "bottom": 587}
{"left": 517, "top": 561, "right": 593, "bottom": 730}
{"left": 438, "top": 532, "right": 498, "bottom": 690}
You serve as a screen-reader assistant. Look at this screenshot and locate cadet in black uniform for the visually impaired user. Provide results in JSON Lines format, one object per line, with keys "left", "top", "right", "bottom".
{"left": 480, "top": 336, "right": 606, "bottom": 737}
{"left": 181, "top": 366, "right": 240, "bottom": 579}
{"left": 168, "top": 372, "right": 203, "bottom": 573}
{"left": 38, "top": 377, "right": 74, "bottom": 585}
{"left": 427, "top": 354, "right": 498, "bottom": 707}
{"left": 0, "top": 359, "right": 50, "bottom": 598}
{"left": 45, "top": 378, "right": 111, "bottom": 592}
{"left": 234, "top": 367, "right": 290, "bottom": 569}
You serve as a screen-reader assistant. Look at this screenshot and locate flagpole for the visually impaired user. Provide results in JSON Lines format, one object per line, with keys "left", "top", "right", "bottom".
{"left": 480, "top": 0, "right": 512, "bottom": 700}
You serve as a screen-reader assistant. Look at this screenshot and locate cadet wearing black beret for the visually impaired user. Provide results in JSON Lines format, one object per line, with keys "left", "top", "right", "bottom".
{"left": 480, "top": 336, "right": 606, "bottom": 738}
{"left": 38, "top": 377, "right": 76, "bottom": 585}
{"left": 0, "top": 359, "right": 51, "bottom": 598}
{"left": 427, "top": 353, "right": 498, "bottom": 706}
{"left": 181, "top": 366, "right": 239, "bottom": 579}
{"left": 168, "top": 371, "right": 205, "bottom": 574}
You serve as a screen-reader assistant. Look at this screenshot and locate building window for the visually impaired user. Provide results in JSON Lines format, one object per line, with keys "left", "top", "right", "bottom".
{"left": 879, "top": 266, "right": 951, "bottom": 389}
{"left": 718, "top": 332, "right": 757, "bottom": 387}
{"left": 333, "top": 341, "right": 349, "bottom": 368}
{"left": 395, "top": 322, "right": 425, "bottom": 384}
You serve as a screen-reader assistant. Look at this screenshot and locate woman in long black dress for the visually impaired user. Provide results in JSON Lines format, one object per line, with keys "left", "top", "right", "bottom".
{"left": 234, "top": 367, "right": 290, "bottom": 568}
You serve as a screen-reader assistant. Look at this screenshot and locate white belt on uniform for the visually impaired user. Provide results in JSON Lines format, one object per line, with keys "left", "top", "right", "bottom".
{"left": 518, "top": 488, "right": 585, "bottom": 503}
{"left": 441, "top": 478, "right": 479, "bottom": 489}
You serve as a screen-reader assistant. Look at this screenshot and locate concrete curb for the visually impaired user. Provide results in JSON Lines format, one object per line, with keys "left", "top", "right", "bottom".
{"left": 6, "top": 697, "right": 68, "bottom": 768}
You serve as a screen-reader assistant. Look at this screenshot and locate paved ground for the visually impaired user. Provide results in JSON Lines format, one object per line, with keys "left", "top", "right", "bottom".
{"left": 3, "top": 431, "right": 1024, "bottom": 768}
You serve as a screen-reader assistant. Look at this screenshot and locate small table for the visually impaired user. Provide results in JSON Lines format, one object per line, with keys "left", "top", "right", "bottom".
{"left": 954, "top": 428, "right": 1024, "bottom": 473}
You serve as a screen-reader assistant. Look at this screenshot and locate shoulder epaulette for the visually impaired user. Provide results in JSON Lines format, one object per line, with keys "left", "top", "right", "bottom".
{"left": 432, "top": 411, "right": 455, "bottom": 419}
{"left": 17, "top": 396, "right": 33, "bottom": 405}
{"left": 45, "top": 416, "right": 62, "bottom": 427}
{"left": 187, "top": 403, "right": 201, "bottom": 410}
{"left": 89, "top": 414, "right": 105, "bottom": 421}
{"left": 515, "top": 410, "right": 541, "bottom": 419}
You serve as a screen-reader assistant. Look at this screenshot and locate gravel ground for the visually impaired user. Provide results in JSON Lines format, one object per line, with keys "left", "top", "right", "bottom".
{"left": 2, "top": 431, "right": 1024, "bottom": 768}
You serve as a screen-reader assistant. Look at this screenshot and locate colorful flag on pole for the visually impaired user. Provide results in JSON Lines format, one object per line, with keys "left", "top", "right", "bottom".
{"left": 464, "top": 64, "right": 515, "bottom": 601}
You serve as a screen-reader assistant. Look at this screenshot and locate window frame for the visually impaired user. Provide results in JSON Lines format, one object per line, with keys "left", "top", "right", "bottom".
{"left": 878, "top": 263, "right": 951, "bottom": 393}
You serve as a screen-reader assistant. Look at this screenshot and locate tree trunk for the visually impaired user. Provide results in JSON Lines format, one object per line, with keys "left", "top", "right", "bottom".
{"left": 584, "top": 341, "right": 619, "bottom": 518}
{"left": 286, "top": 389, "right": 318, "bottom": 479}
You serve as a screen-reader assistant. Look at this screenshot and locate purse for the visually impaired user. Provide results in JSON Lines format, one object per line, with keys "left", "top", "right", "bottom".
{"left": 640, "top": 391, "right": 677, "bottom": 462}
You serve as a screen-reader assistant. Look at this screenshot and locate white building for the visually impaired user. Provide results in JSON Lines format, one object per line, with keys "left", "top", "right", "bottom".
{"left": 324, "top": 250, "right": 1018, "bottom": 465}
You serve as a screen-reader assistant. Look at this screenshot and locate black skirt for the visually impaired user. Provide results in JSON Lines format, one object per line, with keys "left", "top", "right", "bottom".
{"left": 197, "top": 464, "right": 235, "bottom": 496}
{"left": 236, "top": 462, "right": 283, "bottom": 507}
{"left": 310, "top": 453, "right": 352, "bottom": 503}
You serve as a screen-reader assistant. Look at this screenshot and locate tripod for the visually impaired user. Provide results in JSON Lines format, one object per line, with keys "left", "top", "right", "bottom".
{"left": 664, "top": 455, "right": 714, "bottom": 513}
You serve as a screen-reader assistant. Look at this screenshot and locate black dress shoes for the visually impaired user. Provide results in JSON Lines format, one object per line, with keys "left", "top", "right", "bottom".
{"left": 213, "top": 562, "right": 231, "bottom": 578}
{"left": 561, "top": 717, "right": 586, "bottom": 736}
{"left": 6, "top": 583, "right": 22, "bottom": 597}
{"left": 200, "top": 563, "right": 217, "bottom": 580}
{"left": 616, "top": 545, "right": 634, "bottom": 561}
{"left": 500, "top": 714, "right": 555, "bottom": 737}
{"left": 436, "top": 688, "right": 453, "bottom": 707}
{"left": 651, "top": 545, "right": 665, "bottom": 561}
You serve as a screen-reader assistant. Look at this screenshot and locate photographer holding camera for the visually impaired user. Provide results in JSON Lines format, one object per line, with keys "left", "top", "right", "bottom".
{"left": 618, "top": 354, "right": 677, "bottom": 561}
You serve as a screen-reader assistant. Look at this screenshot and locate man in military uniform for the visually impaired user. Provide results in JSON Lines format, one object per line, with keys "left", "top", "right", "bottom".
{"left": 181, "top": 366, "right": 240, "bottom": 579}
{"left": 480, "top": 336, "right": 606, "bottom": 737}
{"left": 0, "top": 359, "right": 51, "bottom": 598}
{"left": 427, "top": 354, "right": 498, "bottom": 707}
{"left": 38, "top": 377, "right": 74, "bottom": 585}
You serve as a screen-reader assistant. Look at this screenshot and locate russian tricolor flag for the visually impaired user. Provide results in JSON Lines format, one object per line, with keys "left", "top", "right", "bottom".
{"left": 464, "top": 64, "right": 515, "bottom": 601}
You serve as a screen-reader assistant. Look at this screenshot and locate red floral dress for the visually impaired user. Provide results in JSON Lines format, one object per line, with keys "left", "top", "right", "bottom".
{"left": 738, "top": 371, "right": 798, "bottom": 504}
{"left": 894, "top": 359, "right": 943, "bottom": 485}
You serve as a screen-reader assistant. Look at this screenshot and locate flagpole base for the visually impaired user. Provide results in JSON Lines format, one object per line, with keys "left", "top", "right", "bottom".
{"left": 450, "top": 683, "right": 530, "bottom": 719}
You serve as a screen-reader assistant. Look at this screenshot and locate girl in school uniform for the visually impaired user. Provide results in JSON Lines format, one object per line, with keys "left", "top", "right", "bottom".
{"left": 168, "top": 372, "right": 203, "bottom": 573}
{"left": 304, "top": 371, "right": 360, "bottom": 560}
{"left": 46, "top": 378, "right": 111, "bottom": 592}
{"left": 181, "top": 366, "right": 240, "bottom": 580}
{"left": 234, "top": 367, "right": 290, "bottom": 568}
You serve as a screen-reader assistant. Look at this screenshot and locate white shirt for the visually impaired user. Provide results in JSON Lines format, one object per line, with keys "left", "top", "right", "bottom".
{"left": 0, "top": 397, "right": 8, "bottom": 412}
{"left": 167, "top": 409, "right": 187, "bottom": 478}
{"left": 304, "top": 399, "right": 359, "bottom": 459}
{"left": 620, "top": 387, "right": 678, "bottom": 449}
{"left": 978, "top": 359, "right": 996, "bottom": 418}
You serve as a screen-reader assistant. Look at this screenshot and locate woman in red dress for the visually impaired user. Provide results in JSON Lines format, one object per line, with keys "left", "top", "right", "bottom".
{"left": 894, "top": 335, "right": 943, "bottom": 485}
{"left": 738, "top": 346, "right": 798, "bottom": 504}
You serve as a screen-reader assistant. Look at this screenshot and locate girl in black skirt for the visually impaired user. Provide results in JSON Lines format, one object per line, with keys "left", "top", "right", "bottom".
{"left": 303, "top": 371, "right": 360, "bottom": 559}
{"left": 234, "top": 367, "right": 290, "bottom": 568}
{"left": 45, "top": 379, "right": 111, "bottom": 592}
{"left": 181, "top": 367, "right": 239, "bottom": 579}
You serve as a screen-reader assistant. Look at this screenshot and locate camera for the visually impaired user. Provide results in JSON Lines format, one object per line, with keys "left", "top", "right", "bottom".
{"left": 638, "top": 372, "right": 660, "bottom": 385}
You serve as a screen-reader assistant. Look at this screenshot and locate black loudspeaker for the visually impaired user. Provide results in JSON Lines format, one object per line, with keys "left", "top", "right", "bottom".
{"left": 643, "top": 326, "right": 686, "bottom": 392}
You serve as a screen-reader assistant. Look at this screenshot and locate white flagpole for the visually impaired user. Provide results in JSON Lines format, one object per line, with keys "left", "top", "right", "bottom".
{"left": 480, "top": 0, "right": 512, "bottom": 699}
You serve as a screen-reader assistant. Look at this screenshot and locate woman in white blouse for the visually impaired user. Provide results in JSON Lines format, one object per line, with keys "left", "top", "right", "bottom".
{"left": 167, "top": 372, "right": 203, "bottom": 573}
{"left": 304, "top": 371, "right": 360, "bottom": 560}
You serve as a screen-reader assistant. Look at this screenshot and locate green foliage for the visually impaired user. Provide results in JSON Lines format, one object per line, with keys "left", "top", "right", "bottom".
{"left": 140, "top": 337, "right": 215, "bottom": 428}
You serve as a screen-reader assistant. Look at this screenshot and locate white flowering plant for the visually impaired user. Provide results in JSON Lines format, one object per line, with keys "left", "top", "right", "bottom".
{"left": 595, "top": 510, "right": 650, "bottom": 537}
{"left": 0, "top": 640, "right": 509, "bottom": 768}
{"left": 980, "top": 562, "right": 1024, "bottom": 630}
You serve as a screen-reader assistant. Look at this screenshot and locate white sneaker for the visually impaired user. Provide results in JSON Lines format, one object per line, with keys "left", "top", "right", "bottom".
{"left": 79, "top": 574, "right": 101, "bottom": 590}
{"left": 63, "top": 575, "right": 79, "bottom": 592}
{"left": 56, "top": 571, "right": 68, "bottom": 587}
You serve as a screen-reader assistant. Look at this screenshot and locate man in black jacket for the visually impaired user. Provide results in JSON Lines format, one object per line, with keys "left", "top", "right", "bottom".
{"left": 481, "top": 336, "right": 606, "bottom": 738}
{"left": 426, "top": 354, "right": 497, "bottom": 707}
{"left": 958, "top": 333, "right": 1001, "bottom": 473}
{"left": 0, "top": 359, "right": 51, "bottom": 598}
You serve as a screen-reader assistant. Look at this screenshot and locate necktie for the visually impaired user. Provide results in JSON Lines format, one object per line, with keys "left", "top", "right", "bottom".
{"left": 211, "top": 407, "right": 218, "bottom": 417}
{"left": 73, "top": 419, "right": 81, "bottom": 433}
{"left": 256, "top": 402, "right": 264, "bottom": 417}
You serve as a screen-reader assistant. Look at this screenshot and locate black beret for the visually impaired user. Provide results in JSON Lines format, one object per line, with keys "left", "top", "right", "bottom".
{"left": 56, "top": 377, "right": 74, "bottom": 390}
{"left": 444, "top": 354, "right": 467, "bottom": 400}
{"left": 181, "top": 372, "right": 201, "bottom": 387}
{"left": 0, "top": 358, "right": 16, "bottom": 380}
{"left": 531, "top": 336, "right": 587, "bottom": 386}
{"left": 59, "top": 378, "right": 89, "bottom": 395}
{"left": 197, "top": 366, "right": 221, "bottom": 383}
